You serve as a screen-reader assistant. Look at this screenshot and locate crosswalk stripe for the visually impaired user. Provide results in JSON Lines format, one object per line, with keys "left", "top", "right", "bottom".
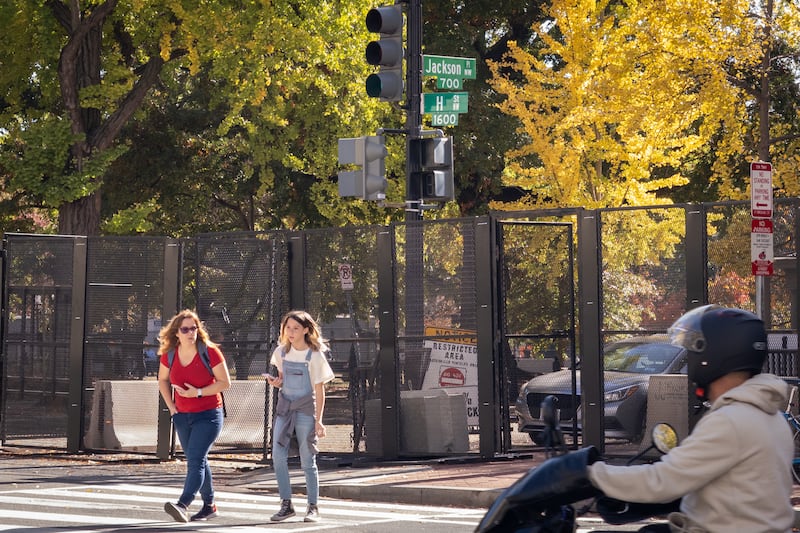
{"left": 0, "top": 483, "right": 488, "bottom": 530}
{"left": 0, "top": 509, "right": 159, "bottom": 525}
{"left": 4, "top": 484, "right": 488, "bottom": 517}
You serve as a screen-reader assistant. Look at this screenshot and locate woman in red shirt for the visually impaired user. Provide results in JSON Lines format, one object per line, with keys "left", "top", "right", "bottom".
{"left": 157, "top": 310, "right": 231, "bottom": 523}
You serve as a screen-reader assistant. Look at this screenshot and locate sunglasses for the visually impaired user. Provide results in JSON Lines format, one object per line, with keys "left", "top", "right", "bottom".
{"left": 179, "top": 326, "right": 198, "bottom": 334}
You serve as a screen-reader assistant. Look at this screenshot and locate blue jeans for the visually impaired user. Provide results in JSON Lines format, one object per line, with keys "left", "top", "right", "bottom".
{"left": 172, "top": 408, "right": 224, "bottom": 507}
{"left": 272, "top": 410, "right": 319, "bottom": 503}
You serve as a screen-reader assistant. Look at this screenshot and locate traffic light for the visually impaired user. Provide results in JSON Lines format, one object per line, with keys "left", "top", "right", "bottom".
{"left": 409, "top": 137, "right": 454, "bottom": 202}
{"left": 337, "top": 135, "right": 388, "bottom": 201}
{"left": 365, "top": 5, "right": 404, "bottom": 102}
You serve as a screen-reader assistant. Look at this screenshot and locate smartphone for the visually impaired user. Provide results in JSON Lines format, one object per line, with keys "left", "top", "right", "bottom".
{"left": 267, "top": 364, "right": 279, "bottom": 378}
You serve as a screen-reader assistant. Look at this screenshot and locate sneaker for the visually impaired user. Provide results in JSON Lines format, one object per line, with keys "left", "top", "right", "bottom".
{"left": 304, "top": 504, "right": 320, "bottom": 522}
{"left": 270, "top": 499, "right": 295, "bottom": 522}
{"left": 164, "top": 501, "right": 189, "bottom": 523}
{"left": 190, "top": 503, "right": 218, "bottom": 521}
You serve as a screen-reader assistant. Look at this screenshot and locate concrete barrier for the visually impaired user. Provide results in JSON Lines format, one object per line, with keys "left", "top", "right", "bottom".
{"left": 399, "top": 389, "right": 470, "bottom": 454}
{"left": 85, "top": 380, "right": 268, "bottom": 451}
{"left": 639, "top": 374, "right": 690, "bottom": 456}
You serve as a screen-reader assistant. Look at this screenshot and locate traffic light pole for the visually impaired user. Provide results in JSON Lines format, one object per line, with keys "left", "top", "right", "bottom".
{"left": 405, "top": 0, "right": 423, "bottom": 218}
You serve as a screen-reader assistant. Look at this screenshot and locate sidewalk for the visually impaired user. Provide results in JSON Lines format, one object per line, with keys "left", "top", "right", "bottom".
{"left": 233, "top": 454, "right": 538, "bottom": 508}
{"left": 4, "top": 445, "right": 800, "bottom": 514}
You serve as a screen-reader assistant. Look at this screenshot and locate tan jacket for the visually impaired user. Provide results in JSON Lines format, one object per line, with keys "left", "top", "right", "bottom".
{"left": 589, "top": 373, "right": 794, "bottom": 533}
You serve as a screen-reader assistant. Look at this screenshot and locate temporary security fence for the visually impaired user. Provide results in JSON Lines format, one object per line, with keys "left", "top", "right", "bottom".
{"left": 1, "top": 200, "right": 798, "bottom": 461}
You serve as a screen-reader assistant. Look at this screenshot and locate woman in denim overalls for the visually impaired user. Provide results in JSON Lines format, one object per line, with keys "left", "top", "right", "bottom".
{"left": 266, "top": 310, "right": 334, "bottom": 523}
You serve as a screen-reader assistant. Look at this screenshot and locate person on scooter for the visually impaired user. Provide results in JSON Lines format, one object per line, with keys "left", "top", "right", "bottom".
{"left": 588, "top": 304, "right": 794, "bottom": 532}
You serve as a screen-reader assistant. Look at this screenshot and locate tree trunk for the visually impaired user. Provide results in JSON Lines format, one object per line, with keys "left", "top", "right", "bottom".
{"left": 58, "top": 193, "right": 102, "bottom": 236}
{"left": 51, "top": 0, "right": 164, "bottom": 236}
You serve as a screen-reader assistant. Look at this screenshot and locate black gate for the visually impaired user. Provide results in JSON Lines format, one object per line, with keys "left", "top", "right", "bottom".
{"left": 1, "top": 234, "right": 81, "bottom": 447}
{"left": 496, "top": 221, "right": 577, "bottom": 452}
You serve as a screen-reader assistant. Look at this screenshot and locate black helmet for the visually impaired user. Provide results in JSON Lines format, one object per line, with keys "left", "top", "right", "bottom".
{"left": 668, "top": 304, "right": 767, "bottom": 391}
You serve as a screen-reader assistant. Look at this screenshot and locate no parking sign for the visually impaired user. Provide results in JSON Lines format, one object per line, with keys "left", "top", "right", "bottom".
{"left": 750, "top": 162, "right": 773, "bottom": 277}
{"left": 338, "top": 263, "right": 354, "bottom": 290}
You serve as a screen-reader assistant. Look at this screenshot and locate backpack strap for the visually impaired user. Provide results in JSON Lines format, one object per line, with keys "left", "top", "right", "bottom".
{"left": 168, "top": 341, "right": 213, "bottom": 377}
{"left": 197, "top": 341, "right": 213, "bottom": 376}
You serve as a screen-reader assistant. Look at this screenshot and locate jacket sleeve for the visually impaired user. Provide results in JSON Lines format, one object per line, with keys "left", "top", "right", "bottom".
{"left": 589, "top": 413, "right": 741, "bottom": 503}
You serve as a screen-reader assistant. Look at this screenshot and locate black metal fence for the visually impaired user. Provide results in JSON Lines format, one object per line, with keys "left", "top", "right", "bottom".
{"left": 1, "top": 200, "right": 798, "bottom": 461}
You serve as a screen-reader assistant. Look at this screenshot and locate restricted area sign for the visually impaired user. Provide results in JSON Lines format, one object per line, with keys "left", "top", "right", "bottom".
{"left": 421, "top": 326, "right": 478, "bottom": 426}
{"left": 751, "top": 219, "right": 774, "bottom": 276}
{"left": 751, "top": 161, "right": 773, "bottom": 218}
{"left": 338, "top": 263, "right": 354, "bottom": 290}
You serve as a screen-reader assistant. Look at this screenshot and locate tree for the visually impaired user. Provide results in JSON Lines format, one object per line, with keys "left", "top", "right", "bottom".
{"left": 421, "top": 1, "right": 549, "bottom": 214}
{"left": 486, "top": 0, "right": 800, "bottom": 206}
{"left": 0, "top": 1, "right": 399, "bottom": 236}
{"left": 484, "top": 0, "right": 800, "bottom": 331}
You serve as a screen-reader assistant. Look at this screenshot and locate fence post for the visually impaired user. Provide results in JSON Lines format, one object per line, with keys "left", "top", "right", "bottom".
{"left": 685, "top": 205, "right": 707, "bottom": 309}
{"left": 577, "top": 209, "right": 604, "bottom": 452}
{"left": 376, "top": 228, "right": 399, "bottom": 459}
{"left": 67, "top": 236, "right": 87, "bottom": 453}
{"left": 156, "top": 238, "right": 181, "bottom": 460}
{"left": 475, "top": 217, "right": 498, "bottom": 458}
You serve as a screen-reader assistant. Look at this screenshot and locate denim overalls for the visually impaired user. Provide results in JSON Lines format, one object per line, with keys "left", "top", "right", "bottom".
{"left": 272, "top": 348, "right": 319, "bottom": 504}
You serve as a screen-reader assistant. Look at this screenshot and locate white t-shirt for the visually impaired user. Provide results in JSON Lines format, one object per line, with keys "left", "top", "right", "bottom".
{"left": 270, "top": 345, "right": 335, "bottom": 386}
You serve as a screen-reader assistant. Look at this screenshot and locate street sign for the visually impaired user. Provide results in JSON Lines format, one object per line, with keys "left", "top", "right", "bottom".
{"left": 422, "top": 92, "right": 469, "bottom": 114}
{"left": 751, "top": 219, "right": 774, "bottom": 276}
{"left": 436, "top": 77, "right": 465, "bottom": 90}
{"left": 423, "top": 55, "right": 476, "bottom": 80}
{"left": 430, "top": 113, "right": 459, "bottom": 126}
{"left": 338, "top": 263, "right": 354, "bottom": 290}
{"left": 750, "top": 161, "right": 773, "bottom": 218}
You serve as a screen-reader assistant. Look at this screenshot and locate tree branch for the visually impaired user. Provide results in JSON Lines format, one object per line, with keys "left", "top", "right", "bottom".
{"left": 53, "top": 0, "right": 119, "bottom": 141}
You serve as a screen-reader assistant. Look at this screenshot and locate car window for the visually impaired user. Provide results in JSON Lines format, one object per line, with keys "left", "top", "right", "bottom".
{"left": 604, "top": 342, "right": 684, "bottom": 374}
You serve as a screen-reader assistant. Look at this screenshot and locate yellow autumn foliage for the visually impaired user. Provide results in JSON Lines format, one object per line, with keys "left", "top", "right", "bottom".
{"left": 487, "top": 0, "right": 799, "bottom": 210}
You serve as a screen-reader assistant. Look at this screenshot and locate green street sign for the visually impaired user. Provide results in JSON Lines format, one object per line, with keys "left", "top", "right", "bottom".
{"left": 422, "top": 92, "right": 469, "bottom": 114}
{"left": 423, "top": 55, "right": 477, "bottom": 80}
{"left": 436, "top": 77, "right": 464, "bottom": 90}
{"left": 430, "top": 113, "right": 459, "bottom": 127}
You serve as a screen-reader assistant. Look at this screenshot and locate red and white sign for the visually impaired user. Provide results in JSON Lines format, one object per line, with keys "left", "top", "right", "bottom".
{"left": 438, "top": 366, "right": 466, "bottom": 387}
{"left": 338, "top": 263, "right": 354, "bottom": 290}
{"left": 751, "top": 218, "right": 774, "bottom": 276}
{"left": 421, "top": 327, "right": 478, "bottom": 425}
{"left": 750, "top": 162, "right": 773, "bottom": 219}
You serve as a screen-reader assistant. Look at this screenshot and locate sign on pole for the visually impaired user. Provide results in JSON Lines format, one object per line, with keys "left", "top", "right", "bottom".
{"left": 422, "top": 92, "right": 469, "bottom": 114}
{"left": 430, "top": 113, "right": 459, "bottom": 126}
{"left": 750, "top": 161, "right": 774, "bottom": 277}
{"left": 338, "top": 263, "right": 354, "bottom": 290}
{"left": 750, "top": 162, "right": 773, "bottom": 219}
{"left": 751, "top": 219, "right": 774, "bottom": 276}
{"left": 423, "top": 55, "right": 476, "bottom": 79}
{"left": 423, "top": 55, "right": 477, "bottom": 91}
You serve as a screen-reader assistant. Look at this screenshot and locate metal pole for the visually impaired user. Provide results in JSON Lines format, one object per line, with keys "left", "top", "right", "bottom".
{"left": 405, "top": 0, "right": 423, "bottom": 215}
{"left": 403, "top": 0, "right": 426, "bottom": 391}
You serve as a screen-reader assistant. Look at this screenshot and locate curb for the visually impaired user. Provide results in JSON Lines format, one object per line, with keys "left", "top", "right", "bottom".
{"left": 319, "top": 484, "right": 503, "bottom": 509}
{"left": 248, "top": 481, "right": 503, "bottom": 509}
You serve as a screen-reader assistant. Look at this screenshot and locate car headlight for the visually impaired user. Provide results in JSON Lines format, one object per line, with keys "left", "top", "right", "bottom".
{"left": 604, "top": 384, "right": 639, "bottom": 403}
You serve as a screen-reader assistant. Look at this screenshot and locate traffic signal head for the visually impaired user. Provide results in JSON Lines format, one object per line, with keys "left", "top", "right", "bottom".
{"left": 337, "top": 135, "right": 388, "bottom": 201}
{"left": 365, "top": 5, "right": 404, "bottom": 102}
{"left": 409, "top": 137, "right": 455, "bottom": 202}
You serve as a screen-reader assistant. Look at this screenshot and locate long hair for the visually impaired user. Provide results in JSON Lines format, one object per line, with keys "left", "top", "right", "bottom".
{"left": 278, "top": 310, "right": 328, "bottom": 353}
{"left": 158, "top": 309, "right": 217, "bottom": 355}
